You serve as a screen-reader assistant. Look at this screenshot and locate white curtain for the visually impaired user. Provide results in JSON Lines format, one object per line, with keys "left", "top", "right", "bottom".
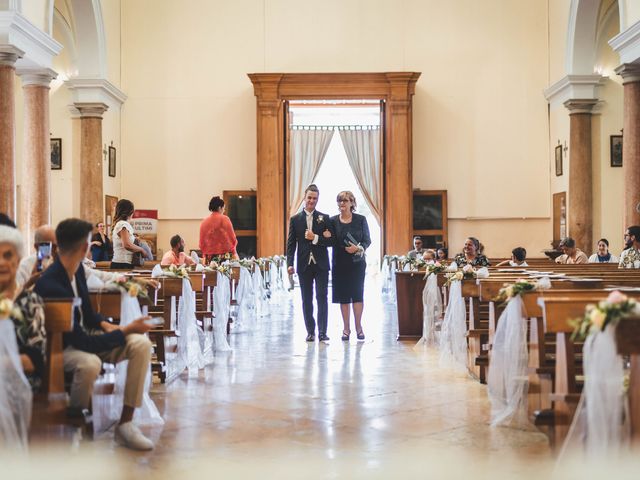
{"left": 339, "top": 128, "right": 382, "bottom": 224}
{"left": 487, "top": 295, "right": 532, "bottom": 429}
{"left": 289, "top": 128, "right": 334, "bottom": 216}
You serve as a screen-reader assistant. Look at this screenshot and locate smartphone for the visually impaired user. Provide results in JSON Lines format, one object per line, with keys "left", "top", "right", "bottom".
{"left": 36, "top": 242, "right": 52, "bottom": 272}
{"left": 144, "top": 317, "right": 164, "bottom": 327}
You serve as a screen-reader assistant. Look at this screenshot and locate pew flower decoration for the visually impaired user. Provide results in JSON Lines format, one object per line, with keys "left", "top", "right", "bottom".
{"left": 163, "top": 264, "right": 190, "bottom": 279}
{"left": 493, "top": 279, "right": 537, "bottom": 305}
{"left": 112, "top": 278, "right": 149, "bottom": 299}
{"left": 0, "top": 297, "right": 22, "bottom": 321}
{"left": 423, "top": 262, "right": 446, "bottom": 279}
{"left": 238, "top": 258, "right": 256, "bottom": 270}
{"left": 570, "top": 290, "right": 640, "bottom": 341}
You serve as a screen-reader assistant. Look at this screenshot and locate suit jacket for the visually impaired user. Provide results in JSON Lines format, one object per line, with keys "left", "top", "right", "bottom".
{"left": 286, "top": 210, "right": 333, "bottom": 273}
{"left": 34, "top": 258, "right": 126, "bottom": 354}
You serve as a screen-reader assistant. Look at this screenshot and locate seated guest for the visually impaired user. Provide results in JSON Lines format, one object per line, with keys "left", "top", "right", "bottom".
{"left": 555, "top": 237, "right": 588, "bottom": 264}
{"left": 436, "top": 247, "right": 448, "bottom": 262}
{"left": 407, "top": 236, "right": 424, "bottom": 259}
{"left": 161, "top": 234, "right": 196, "bottom": 266}
{"left": 619, "top": 226, "right": 640, "bottom": 268}
{"left": 199, "top": 196, "right": 238, "bottom": 263}
{"left": 453, "top": 237, "right": 490, "bottom": 267}
{"left": 588, "top": 238, "right": 619, "bottom": 263}
{"left": 111, "top": 199, "right": 147, "bottom": 269}
{"left": 0, "top": 222, "right": 46, "bottom": 391}
{"left": 422, "top": 249, "right": 437, "bottom": 263}
{"left": 35, "top": 218, "right": 156, "bottom": 451}
{"left": 16, "top": 225, "right": 56, "bottom": 290}
{"left": 496, "top": 247, "right": 528, "bottom": 267}
{"left": 90, "top": 221, "right": 112, "bottom": 262}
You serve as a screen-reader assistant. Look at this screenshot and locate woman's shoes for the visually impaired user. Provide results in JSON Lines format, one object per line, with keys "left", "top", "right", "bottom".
{"left": 341, "top": 331, "right": 350, "bottom": 341}
{"left": 356, "top": 330, "right": 365, "bottom": 341}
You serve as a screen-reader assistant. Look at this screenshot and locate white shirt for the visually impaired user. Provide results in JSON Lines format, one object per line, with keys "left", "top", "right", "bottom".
{"left": 16, "top": 254, "right": 120, "bottom": 290}
{"left": 112, "top": 220, "right": 135, "bottom": 264}
{"left": 304, "top": 210, "right": 319, "bottom": 265}
{"left": 588, "top": 253, "right": 619, "bottom": 263}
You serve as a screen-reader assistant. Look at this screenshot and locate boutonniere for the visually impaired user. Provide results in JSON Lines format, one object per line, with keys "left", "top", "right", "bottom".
{"left": 317, "top": 215, "right": 324, "bottom": 224}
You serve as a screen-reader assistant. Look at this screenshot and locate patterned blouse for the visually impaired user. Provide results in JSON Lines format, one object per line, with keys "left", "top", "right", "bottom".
{"left": 619, "top": 248, "right": 640, "bottom": 269}
{"left": 453, "top": 253, "right": 491, "bottom": 267}
{"left": 11, "top": 290, "right": 47, "bottom": 391}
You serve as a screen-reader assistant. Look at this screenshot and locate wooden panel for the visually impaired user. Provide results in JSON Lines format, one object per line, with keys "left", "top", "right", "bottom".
{"left": 248, "top": 72, "right": 421, "bottom": 257}
{"left": 552, "top": 191, "right": 566, "bottom": 248}
{"left": 395, "top": 271, "right": 426, "bottom": 339}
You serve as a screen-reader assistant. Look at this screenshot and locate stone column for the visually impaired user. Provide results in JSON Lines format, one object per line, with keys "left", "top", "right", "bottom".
{"left": 19, "top": 69, "right": 56, "bottom": 244}
{"left": 615, "top": 64, "right": 640, "bottom": 227}
{"left": 0, "top": 50, "right": 21, "bottom": 219}
{"left": 564, "top": 99, "right": 597, "bottom": 252}
{"left": 74, "top": 102, "right": 108, "bottom": 223}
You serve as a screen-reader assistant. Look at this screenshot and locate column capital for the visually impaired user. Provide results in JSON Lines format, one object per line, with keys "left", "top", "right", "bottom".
{"left": 0, "top": 48, "right": 24, "bottom": 67}
{"left": 615, "top": 63, "right": 640, "bottom": 84}
{"left": 17, "top": 67, "right": 57, "bottom": 87}
{"left": 72, "top": 102, "right": 109, "bottom": 119}
{"left": 563, "top": 99, "right": 598, "bottom": 114}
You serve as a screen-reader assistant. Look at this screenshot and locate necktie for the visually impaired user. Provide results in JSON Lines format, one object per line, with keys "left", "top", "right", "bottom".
{"left": 306, "top": 211, "right": 316, "bottom": 265}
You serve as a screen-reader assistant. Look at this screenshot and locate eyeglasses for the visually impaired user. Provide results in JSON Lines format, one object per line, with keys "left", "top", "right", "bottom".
{"left": 338, "top": 199, "right": 349, "bottom": 203}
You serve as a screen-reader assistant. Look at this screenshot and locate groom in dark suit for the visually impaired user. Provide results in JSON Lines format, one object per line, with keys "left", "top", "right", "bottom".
{"left": 287, "top": 184, "right": 333, "bottom": 342}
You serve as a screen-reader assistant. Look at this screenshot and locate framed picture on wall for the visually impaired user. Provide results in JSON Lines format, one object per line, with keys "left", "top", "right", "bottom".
{"left": 610, "top": 135, "right": 623, "bottom": 167}
{"left": 108, "top": 146, "right": 116, "bottom": 177}
{"left": 51, "top": 138, "right": 62, "bottom": 170}
{"left": 555, "top": 144, "right": 563, "bottom": 176}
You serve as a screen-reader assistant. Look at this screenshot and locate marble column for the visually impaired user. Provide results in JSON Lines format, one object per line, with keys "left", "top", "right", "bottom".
{"left": 0, "top": 51, "right": 21, "bottom": 220}
{"left": 19, "top": 70, "right": 56, "bottom": 244}
{"left": 564, "top": 99, "right": 597, "bottom": 252}
{"left": 615, "top": 64, "right": 640, "bottom": 228}
{"left": 74, "top": 103, "right": 108, "bottom": 224}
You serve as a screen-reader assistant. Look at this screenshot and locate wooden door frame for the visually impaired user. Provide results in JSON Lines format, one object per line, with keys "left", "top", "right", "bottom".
{"left": 248, "top": 72, "right": 421, "bottom": 256}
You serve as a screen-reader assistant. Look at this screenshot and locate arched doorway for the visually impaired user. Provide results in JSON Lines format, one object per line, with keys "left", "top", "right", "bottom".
{"left": 248, "top": 72, "right": 420, "bottom": 256}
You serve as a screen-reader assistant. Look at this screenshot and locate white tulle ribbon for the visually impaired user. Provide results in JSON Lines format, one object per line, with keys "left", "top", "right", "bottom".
{"left": 253, "top": 270, "right": 269, "bottom": 317}
{"left": 439, "top": 280, "right": 467, "bottom": 370}
{"left": 561, "top": 324, "right": 629, "bottom": 458}
{"left": 92, "top": 293, "right": 163, "bottom": 435}
{"left": 415, "top": 273, "right": 442, "bottom": 348}
{"left": 234, "top": 267, "right": 256, "bottom": 332}
{"left": 0, "top": 318, "right": 32, "bottom": 450}
{"left": 488, "top": 295, "right": 532, "bottom": 428}
{"left": 177, "top": 278, "right": 206, "bottom": 376}
{"left": 381, "top": 258, "right": 397, "bottom": 304}
{"left": 212, "top": 272, "right": 232, "bottom": 352}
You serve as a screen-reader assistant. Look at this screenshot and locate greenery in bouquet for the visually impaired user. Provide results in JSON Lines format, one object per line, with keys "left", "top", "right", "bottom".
{"left": 423, "top": 262, "right": 447, "bottom": 278}
{"left": 0, "top": 296, "right": 22, "bottom": 321}
{"left": 113, "top": 278, "right": 149, "bottom": 298}
{"left": 493, "top": 279, "right": 537, "bottom": 305}
{"left": 163, "top": 264, "right": 190, "bottom": 279}
{"left": 444, "top": 264, "right": 476, "bottom": 286}
{"left": 570, "top": 291, "right": 640, "bottom": 341}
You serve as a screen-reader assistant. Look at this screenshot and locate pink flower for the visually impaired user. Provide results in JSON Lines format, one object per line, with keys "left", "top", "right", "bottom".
{"left": 606, "top": 290, "right": 628, "bottom": 305}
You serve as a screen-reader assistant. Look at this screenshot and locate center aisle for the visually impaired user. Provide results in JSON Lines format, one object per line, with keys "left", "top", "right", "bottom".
{"left": 109, "top": 276, "right": 550, "bottom": 471}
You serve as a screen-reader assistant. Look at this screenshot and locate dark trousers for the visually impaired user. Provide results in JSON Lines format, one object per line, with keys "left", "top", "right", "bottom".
{"left": 298, "top": 264, "right": 329, "bottom": 336}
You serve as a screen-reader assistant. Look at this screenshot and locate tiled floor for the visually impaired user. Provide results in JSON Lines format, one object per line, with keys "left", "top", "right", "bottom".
{"left": 28, "top": 277, "right": 553, "bottom": 476}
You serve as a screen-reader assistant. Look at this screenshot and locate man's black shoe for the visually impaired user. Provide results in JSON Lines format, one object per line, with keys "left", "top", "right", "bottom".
{"left": 318, "top": 334, "right": 329, "bottom": 342}
{"left": 306, "top": 334, "right": 315, "bottom": 342}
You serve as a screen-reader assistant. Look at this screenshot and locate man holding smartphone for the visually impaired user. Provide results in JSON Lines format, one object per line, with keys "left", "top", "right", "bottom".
{"left": 16, "top": 225, "right": 57, "bottom": 289}
{"left": 35, "top": 218, "right": 158, "bottom": 451}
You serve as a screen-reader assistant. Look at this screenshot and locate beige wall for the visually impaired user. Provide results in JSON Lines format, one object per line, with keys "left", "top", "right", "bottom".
{"left": 622, "top": 0, "right": 640, "bottom": 29}
{"left": 120, "top": 0, "right": 552, "bottom": 257}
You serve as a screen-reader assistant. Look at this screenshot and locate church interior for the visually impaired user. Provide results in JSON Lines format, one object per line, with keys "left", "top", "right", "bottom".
{"left": 1, "top": 0, "right": 640, "bottom": 477}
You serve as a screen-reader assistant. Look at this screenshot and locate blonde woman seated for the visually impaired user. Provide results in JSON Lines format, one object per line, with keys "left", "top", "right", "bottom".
{"left": 588, "top": 238, "right": 619, "bottom": 263}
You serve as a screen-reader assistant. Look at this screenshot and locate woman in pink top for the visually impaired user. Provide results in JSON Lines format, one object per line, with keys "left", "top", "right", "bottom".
{"left": 199, "top": 196, "right": 238, "bottom": 263}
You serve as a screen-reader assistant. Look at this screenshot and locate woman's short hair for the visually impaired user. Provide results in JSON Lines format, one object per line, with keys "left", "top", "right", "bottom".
{"left": 0, "top": 224, "right": 25, "bottom": 259}
{"left": 559, "top": 237, "right": 575, "bottom": 248}
{"left": 512, "top": 247, "right": 527, "bottom": 262}
{"left": 597, "top": 238, "right": 609, "bottom": 247}
{"left": 209, "top": 196, "right": 225, "bottom": 212}
{"left": 336, "top": 191, "right": 356, "bottom": 212}
{"left": 113, "top": 199, "right": 135, "bottom": 224}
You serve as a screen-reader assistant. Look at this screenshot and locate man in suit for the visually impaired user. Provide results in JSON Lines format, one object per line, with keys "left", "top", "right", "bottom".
{"left": 34, "top": 218, "right": 157, "bottom": 451}
{"left": 287, "top": 184, "right": 333, "bottom": 342}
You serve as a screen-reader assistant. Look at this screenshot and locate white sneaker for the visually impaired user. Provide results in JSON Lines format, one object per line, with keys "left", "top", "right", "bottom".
{"left": 114, "top": 421, "right": 154, "bottom": 451}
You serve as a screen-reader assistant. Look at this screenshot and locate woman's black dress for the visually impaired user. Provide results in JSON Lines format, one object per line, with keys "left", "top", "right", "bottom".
{"left": 331, "top": 213, "right": 371, "bottom": 304}
{"left": 91, "top": 232, "right": 112, "bottom": 262}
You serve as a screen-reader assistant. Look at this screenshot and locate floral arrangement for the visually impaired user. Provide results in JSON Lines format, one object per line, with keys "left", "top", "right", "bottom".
{"left": 619, "top": 248, "right": 640, "bottom": 269}
{"left": 163, "top": 264, "right": 190, "bottom": 279}
{"left": 570, "top": 291, "right": 640, "bottom": 341}
{"left": 423, "top": 262, "right": 447, "bottom": 278}
{"left": 493, "top": 279, "right": 537, "bottom": 305}
{"left": 445, "top": 264, "right": 477, "bottom": 286}
{"left": 238, "top": 258, "right": 256, "bottom": 270}
{"left": 111, "top": 278, "right": 149, "bottom": 298}
{"left": 0, "top": 297, "right": 22, "bottom": 321}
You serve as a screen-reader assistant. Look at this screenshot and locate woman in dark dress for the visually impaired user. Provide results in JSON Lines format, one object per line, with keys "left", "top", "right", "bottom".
{"left": 90, "top": 221, "right": 112, "bottom": 262}
{"left": 326, "top": 191, "right": 371, "bottom": 341}
{"left": 453, "top": 237, "right": 490, "bottom": 267}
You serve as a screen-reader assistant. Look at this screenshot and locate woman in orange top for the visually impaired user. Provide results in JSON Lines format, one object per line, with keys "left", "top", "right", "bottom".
{"left": 199, "top": 196, "right": 238, "bottom": 263}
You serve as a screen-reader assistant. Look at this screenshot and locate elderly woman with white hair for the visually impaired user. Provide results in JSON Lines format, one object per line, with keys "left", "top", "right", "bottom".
{"left": 0, "top": 220, "right": 46, "bottom": 449}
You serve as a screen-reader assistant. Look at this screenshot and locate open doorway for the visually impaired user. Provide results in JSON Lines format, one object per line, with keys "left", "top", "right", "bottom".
{"left": 288, "top": 101, "right": 382, "bottom": 271}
